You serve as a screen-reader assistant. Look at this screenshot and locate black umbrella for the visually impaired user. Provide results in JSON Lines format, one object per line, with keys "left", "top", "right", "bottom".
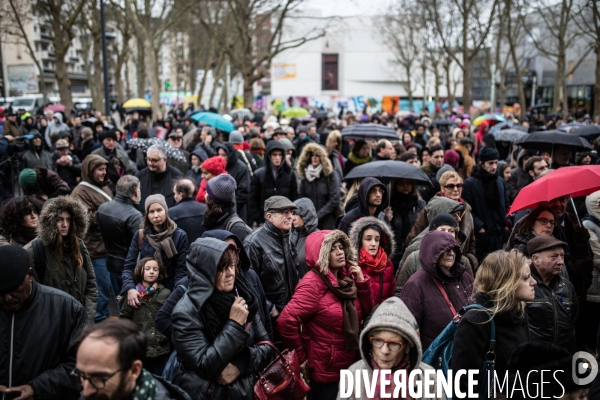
{"left": 344, "top": 160, "right": 431, "bottom": 185}
{"left": 341, "top": 123, "right": 399, "bottom": 141}
{"left": 431, "top": 120, "right": 457, "bottom": 126}
{"left": 520, "top": 130, "right": 592, "bottom": 152}
{"left": 572, "top": 126, "right": 600, "bottom": 140}
{"left": 312, "top": 111, "right": 329, "bottom": 119}
{"left": 491, "top": 129, "right": 528, "bottom": 142}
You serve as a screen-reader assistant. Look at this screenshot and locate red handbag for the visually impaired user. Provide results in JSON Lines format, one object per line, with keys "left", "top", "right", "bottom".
{"left": 253, "top": 341, "right": 311, "bottom": 400}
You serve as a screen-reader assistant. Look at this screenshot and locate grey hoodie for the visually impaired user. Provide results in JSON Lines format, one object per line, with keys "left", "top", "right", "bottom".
{"left": 46, "top": 113, "right": 69, "bottom": 147}
{"left": 340, "top": 297, "right": 444, "bottom": 400}
{"left": 290, "top": 197, "right": 318, "bottom": 278}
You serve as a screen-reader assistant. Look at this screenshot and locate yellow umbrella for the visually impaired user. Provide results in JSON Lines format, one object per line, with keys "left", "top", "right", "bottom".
{"left": 123, "top": 98, "right": 151, "bottom": 109}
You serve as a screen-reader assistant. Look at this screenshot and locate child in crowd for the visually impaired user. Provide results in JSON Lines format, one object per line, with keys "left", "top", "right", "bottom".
{"left": 119, "top": 257, "right": 171, "bottom": 375}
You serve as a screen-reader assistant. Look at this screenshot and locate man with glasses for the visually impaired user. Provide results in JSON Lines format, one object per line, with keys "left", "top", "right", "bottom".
{"left": 526, "top": 236, "right": 578, "bottom": 352}
{"left": 0, "top": 245, "right": 90, "bottom": 400}
{"left": 244, "top": 196, "right": 300, "bottom": 344}
{"left": 338, "top": 177, "right": 390, "bottom": 235}
{"left": 75, "top": 319, "right": 189, "bottom": 400}
{"left": 136, "top": 144, "right": 183, "bottom": 210}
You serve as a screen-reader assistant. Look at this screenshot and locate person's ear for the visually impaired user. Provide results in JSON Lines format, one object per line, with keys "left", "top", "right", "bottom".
{"left": 130, "top": 360, "right": 143, "bottom": 382}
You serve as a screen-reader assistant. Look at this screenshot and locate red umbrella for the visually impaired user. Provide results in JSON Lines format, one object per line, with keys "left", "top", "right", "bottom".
{"left": 508, "top": 166, "right": 600, "bottom": 215}
{"left": 44, "top": 104, "right": 66, "bottom": 112}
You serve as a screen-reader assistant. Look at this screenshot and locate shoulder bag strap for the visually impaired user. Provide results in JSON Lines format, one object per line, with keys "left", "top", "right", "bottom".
{"left": 78, "top": 181, "right": 112, "bottom": 202}
{"left": 255, "top": 341, "right": 283, "bottom": 357}
{"left": 431, "top": 275, "right": 457, "bottom": 317}
{"left": 378, "top": 272, "right": 384, "bottom": 305}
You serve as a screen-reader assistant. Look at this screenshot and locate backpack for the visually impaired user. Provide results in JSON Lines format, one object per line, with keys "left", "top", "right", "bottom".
{"left": 421, "top": 304, "right": 496, "bottom": 400}
{"left": 225, "top": 215, "right": 253, "bottom": 235}
{"left": 32, "top": 238, "right": 86, "bottom": 283}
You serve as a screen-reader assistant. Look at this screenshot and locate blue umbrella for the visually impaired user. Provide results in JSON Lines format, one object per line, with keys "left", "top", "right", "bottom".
{"left": 190, "top": 111, "right": 235, "bottom": 133}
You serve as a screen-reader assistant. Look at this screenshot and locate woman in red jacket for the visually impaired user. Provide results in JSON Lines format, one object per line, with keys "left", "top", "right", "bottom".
{"left": 277, "top": 230, "right": 373, "bottom": 400}
{"left": 349, "top": 216, "right": 396, "bottom": 305}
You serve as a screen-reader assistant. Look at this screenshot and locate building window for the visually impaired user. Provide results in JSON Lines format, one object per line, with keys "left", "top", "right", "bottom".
{"left": 322, "top": 54, "right": 338, "bottom": 91}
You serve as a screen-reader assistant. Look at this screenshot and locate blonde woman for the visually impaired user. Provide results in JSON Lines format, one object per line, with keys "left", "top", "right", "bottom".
{"left": 452, "top": 250, "right": 536, "bottom": 396}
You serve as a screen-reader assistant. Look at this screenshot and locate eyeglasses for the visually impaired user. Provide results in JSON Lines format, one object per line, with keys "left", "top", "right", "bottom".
{"left": 71, "top": 368, "right": 123, "bottom": 390}
{"left": 444, "top": 184, "right": 464, "bottom": 190}
{"left": 272, "top": 209, "right": 294, "bottom": 216}
{"left": 536, "top": 218, "right": 556, "bottom": 227}
{"left": 370, "top": 337, "right": 404, "bottom": 352}
{"left": 147, "top": 158, "right": 163, "bottom": 163}
{"left": 169, "top": 137, "right": 182, "bottom": 141}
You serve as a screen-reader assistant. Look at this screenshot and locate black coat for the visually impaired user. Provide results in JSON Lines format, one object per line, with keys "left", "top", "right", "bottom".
{"left": 97, "top": 195, "right": 144, "bottom": 274}
{"left": 0, "top": 282, "right": 90, "bottom": 399}
{"left": 171, "top": 238, "right": 275, "bottom": 400}
{"left": 453, "top": 293, "right": 529, "bottom": 394}
{"left": 169, "top": 198, "right": 206, "bottom": 244}
{"left": 121, "top": 227, "right": 189, "bottom": 294}
{"left": 244, "top": 221, "right": 300, "bottom": 313}
{"left": 248, "top": 141, "right": 298, "bottom": 225}
{"left": 136, "top": 165, "right": 183, "bottom": 210}
{"left": 338, "top": 177, "right": 390, "bottom": 235}
{"left": 52, "top": 150, "right": 82, "bottom": 191}
{"left": 298, "top": 173, "right": 340, "bottom": 230}
{"left": 389, "top": 193, "right": 426, "bottom": 262}
{"left": 215, "top": 143, "right": 250, "bottom": 222}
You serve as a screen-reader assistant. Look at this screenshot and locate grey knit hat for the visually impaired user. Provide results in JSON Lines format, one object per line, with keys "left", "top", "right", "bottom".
{"left": 206, "top": 174, "right": 237, "bottom": 206}
{"left": 229, "top": 130, "right": 244, "bottom": 144}
{"left": 145, "top": 194, "right": 168, "bottom": 213}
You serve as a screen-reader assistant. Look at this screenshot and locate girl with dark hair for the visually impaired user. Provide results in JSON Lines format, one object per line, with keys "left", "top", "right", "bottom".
{"left": 505, "top": 206, "right": 559, "bottom": 256}
{"left": 343, "top": 140, "right": 371, "bottom": 175}
{"left": 28, "top": 195, "right": 98, "bottom": 321}
{"left": 0, "top": 195, "right": 43, "bottom": 247}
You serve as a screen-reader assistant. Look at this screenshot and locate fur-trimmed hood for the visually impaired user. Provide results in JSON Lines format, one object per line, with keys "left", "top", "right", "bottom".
{"left": 349, "top": 216, "right": 396, "bottom": 257}
{"left": 325, "top": 130, "right": 342, "bottom": 155}
{"left": 37, "top": 196, "right": 89, "bottom": 246}
{"left": 305, "top": 230, "right": 356, "bottom": 275}
{"left": 296, "top": 142, "right": 334, "bottom": 179}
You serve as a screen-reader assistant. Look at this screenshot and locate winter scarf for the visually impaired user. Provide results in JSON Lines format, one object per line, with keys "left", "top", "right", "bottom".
{"left": 369, "top": 355, "right": 411, "bottom": 400}
{"left": 131, "top": 369, "right": 156, "bottom": 400}
{"left": 202, "top": 273, "right": 258, "bottom": 339}
{"left": 475, "top": 167, "right": 500, "bottom": 207}
{"left": 146, "top": 223, "right": 178, "bottom": 260}
{"left": 359, "top": 247, "right": 388, "bottom": 274}
{"left": 317, "top": 272, "right": 359, "bottom": 350}
{"left": 304, "top": 164, "right": 323, "bottom": 182}
{"left": 11, "top": 227, "right": 38, "bottom": 246}
{"left": 136, "top": 282, "right": 157, "bottom": 302}
{"left": 348, "top": 152, "right": 370, "bottom": 166}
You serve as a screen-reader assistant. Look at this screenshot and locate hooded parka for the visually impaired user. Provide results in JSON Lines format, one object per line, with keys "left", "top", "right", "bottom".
{"left": 350, "top": 217, "right": 396, "bottom": 305}
{"left": 70, "top": 155, "right": 114, "bottom": 258}
{"left": 290, "top": 198, "right": 319, "bottom": 278}
{"left": 400, "top": 230, "right": 474, "bottom": 350}
{"left": 171, "top": 238, "right": 275, "bottom": 399}
{"left": 340, "top": 297, "right": 443, "bottom": 400}
{"left": 27, "top": 196, "right": 98, "bottom": 321}
{"left": 337, "top": 177, "right": 390, "bottom": 235}
{"left": 248, "top": 140, "right": 298, "bottom": 225}
{"left": 297, "top": 143, "right": 340, "bottom": 230}
{"left": 277, "top": 230, "right": 373, "bottom": 384}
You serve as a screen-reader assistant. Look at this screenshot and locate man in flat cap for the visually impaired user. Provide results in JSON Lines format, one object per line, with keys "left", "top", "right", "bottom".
{"left": 526, "top": 235, "right": 578, "bottom": 353}
{"left": 244, "top": 196, "right": 300, "bottom": 344}
{"left": 0, "top": 245, "right": 90, "bottom": 399}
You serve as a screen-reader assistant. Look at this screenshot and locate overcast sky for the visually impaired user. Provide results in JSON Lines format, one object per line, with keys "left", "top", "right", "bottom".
{"left": 300, "top": 0, "right": 395, "bottom": 17}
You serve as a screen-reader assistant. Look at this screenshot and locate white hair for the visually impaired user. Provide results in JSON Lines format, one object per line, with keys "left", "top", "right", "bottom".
{"left": 147, "top": 144, "right": 167, "bottom": 159}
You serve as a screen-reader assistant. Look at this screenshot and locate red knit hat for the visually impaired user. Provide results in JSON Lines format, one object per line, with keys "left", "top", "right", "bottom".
{"left": 201, "top": 156, "right": 227, "bottom": 175}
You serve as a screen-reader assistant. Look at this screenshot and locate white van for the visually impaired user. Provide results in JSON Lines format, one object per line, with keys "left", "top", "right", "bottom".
{"left": 12, "top": 94, "right": 61, "bottom": 113}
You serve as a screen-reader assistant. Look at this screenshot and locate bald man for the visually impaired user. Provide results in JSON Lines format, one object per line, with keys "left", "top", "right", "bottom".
{"left": 169, "top": 178, "right": 206, "bottom": 243}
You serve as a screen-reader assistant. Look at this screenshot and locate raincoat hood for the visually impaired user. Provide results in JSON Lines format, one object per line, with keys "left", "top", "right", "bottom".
{"left": 358, "top": 177, "right": 388, "bottom": 217}
{"left": 419, "top": 230, "right": 464, "bottom": 280}
{"left": 293, "top": 198, "right": 318, "bottom": 233}
{"left": 185, "top": 237, "right": 232, "bottom": 310}
{"left": 38, "top": 196, "right": 89, "bottom": 246}
{"left": 349, "top": 216, "right": 396, "bottom": 257}
{"left": 201, "top": 229, "right": 250, "bottom": 271}
{"left": 81, "top": 154, "right": 110, "bottom": 187}
{"left": 296, "top": 142, "right": 333, "bottom": 179}
{"left": 586, "top": 191, "right": 600, "bottom": 220}
{"left": 190, "top": 147, "right": 209, "bottom": 164}
{"left": 425, "top": 196, "right": 462, "bottom": 221}
{"left": 360, "top": 297, "right": 422, "bottom": 369}
{"left": 215, "top": 142, "right": 240, "bottom": 169}
{"left": 305, "top": 230, "right": 356, "bottom": 275}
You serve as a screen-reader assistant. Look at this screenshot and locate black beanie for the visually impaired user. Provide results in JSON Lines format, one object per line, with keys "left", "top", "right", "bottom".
{"left": 0, "top": 245, "right": 31, "bottom": 294}
{"left": 99, "top": 130, "right": 118, "bottom": 142}
{"left": 478, "top": 146, "right": 499, "bottom": 162}
{"left": 429, "top": 212, "right": 458, "bottom": 231}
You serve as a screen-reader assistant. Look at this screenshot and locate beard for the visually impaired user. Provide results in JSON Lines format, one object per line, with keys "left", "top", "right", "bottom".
{"left": 84, "top": 373, "right": 131, "bottom": 400}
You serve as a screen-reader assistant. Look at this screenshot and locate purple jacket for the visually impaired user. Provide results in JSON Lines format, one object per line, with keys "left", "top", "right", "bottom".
{"left": 400, "top": 230, "right": 474, "bottom": 350}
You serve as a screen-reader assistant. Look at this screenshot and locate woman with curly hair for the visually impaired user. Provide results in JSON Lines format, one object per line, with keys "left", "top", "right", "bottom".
{"left": 27, "top": 195, "right": 98, "bottom": 320}
{"left": 0, "top": 195, "right": 43, "bottom": 247}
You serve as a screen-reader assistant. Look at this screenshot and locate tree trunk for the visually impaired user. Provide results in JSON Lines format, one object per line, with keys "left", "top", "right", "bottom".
{"left": 81, "top": 34, "right": 96, "bottom": 104}
{"left": 92, "top": 30, "right": 105, "bottom": 111}
{"left": 445, "top": 61, "right": 455, "bottom": 111}
{"left": 553, "top": 54, "right": 565, "bottom": 113}
{"left": 509, "top": 36, "right": 526, "bottom": 118}
{"left": 54, "top": 56, "right": 73, "bottom": 113}
{"left": 462, "top": 59, "right": 472, "bottom": 115}
{"left": 145, "top": 42, "right": 161, "bottom": 117}
{"left": 136, "top": 37, "right": 145, "bottom": 98}
{"left": 433, "top": 64, "right": 441, "bottom": 113}
{"left": 243, "top": 73, "right": 254, "bottom": 109}
{"left": 595, "top": 41, "right": 600, "bottom": 117}
{"left": 498, "top": 68, "right": 507, "bottom": 114}
{"left": 209, "top": 58, "right": 225, "bottom": 109}
{"left": 405, "top": 65, "right": 413, "bottom": 111}
{"left": 125, "top": 61, "right": 131, "bottom": 101}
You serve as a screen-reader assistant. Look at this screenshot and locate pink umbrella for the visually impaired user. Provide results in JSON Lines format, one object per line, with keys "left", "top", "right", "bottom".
{"left": 44, "top": 104, "right": 66, "bottom": 113}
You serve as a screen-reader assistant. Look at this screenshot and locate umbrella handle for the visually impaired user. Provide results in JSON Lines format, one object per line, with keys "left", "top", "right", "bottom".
{"left": 570, "top": 197, "right": 582, "bottom": 227}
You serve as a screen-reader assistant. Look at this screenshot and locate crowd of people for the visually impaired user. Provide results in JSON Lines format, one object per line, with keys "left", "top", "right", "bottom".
{"left": 1, "top": 103, "right": 600, "bottom": 400}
